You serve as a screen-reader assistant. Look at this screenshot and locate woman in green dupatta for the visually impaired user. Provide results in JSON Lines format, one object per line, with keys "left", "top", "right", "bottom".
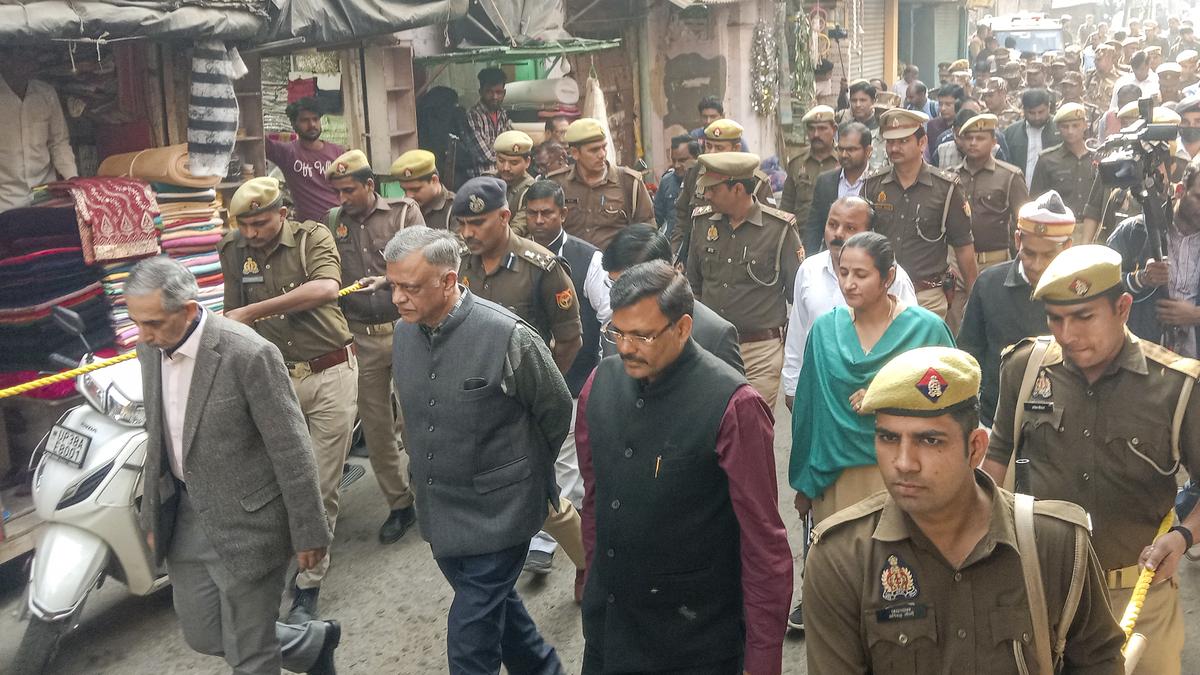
{"left": 790, "top": 231, "right": 954, "bottom": 527}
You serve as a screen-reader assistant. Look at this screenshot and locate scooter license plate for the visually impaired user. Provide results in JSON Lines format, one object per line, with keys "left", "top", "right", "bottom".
{"left": 45, "top": 425, "right": 91, "bottom": 468}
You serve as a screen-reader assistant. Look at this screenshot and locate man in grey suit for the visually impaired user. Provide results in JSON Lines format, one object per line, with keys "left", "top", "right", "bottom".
{"left": 602, "top": 224, "right": 743, "bottom": 372}
{"left": 385, "top": 220, "right": 570, "bottom": 675}
{"left": 127, "top": 257, "right": 340, "bottom": 675}
{"left": 802, "top": 122, "right": 874, "bottom": 255}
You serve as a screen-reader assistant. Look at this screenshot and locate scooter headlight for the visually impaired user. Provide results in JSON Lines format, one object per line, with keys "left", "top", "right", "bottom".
{"left": 104, "top": 384, "right": 145, "bottom": 427}
{"left": 78, "top": 371, "right": 106, "bottom": 414}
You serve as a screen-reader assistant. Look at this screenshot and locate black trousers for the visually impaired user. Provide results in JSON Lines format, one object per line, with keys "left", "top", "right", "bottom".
{"left": 580, "top": 647, "right": 741, "bottom": 675}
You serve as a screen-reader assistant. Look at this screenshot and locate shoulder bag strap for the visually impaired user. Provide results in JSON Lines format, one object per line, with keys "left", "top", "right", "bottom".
{"left": 1008, "top": 336, "right": 1052, "bottom": 491}
{"left": 1015, "top": 493, "right": 1055, "bottom": 675}
{"left": 1171, "top": 374, "right": 1195, "bottom": 467}
{"left": 1052, "top": 525, "right": 1089, "bottom": 670}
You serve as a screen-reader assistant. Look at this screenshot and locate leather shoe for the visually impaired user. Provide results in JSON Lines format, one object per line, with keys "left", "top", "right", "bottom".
{"left": 378, "top": 506, "right": 416, "bottom": 544}
{"left": 308, "top": 620, "right": 340, "bottom": 675}
{"left": 524, "top": 550, "right": 554, "bottom": 575}
{"left": 288, "top": 586, "right": 320, "bottom": 624}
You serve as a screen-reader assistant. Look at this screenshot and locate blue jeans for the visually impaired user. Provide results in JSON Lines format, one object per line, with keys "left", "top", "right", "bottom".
{"left": 436, "top": 543, "right": 563, "bottom": 675}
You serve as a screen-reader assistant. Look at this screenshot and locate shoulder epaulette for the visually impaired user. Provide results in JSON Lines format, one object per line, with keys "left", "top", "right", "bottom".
{"left": 811, "top": 491, "right": 890, "bottom": 545}
{"left": 862, "top": 166, "right": 891, "bottom": 183}
{"left": 760, "top": 204, "right": 797, "bottom": 226}
{"left": 217, "top": 229, "right": 239, "bottom": 249}
{"left": 295, "top": 219, "right": 326, "bottom": 234}
{"left": 691, "top": 205, "right": 714, "bottom": 218}
{"left": 1000, "top": 336, "right": 1040, "bottom": 361}
{"left": 518, "top": 244, "right": 559, "bottom": 272}
{"left": 928, "top": 165, "right": 958, "bottom": 182}
{"left": 1032, "top": 498, "right": 1092, "bottom": 532}
{"left": 1140, "top": 340, "right": 1200, "bottom": 378}
{"left": 1040, "top": 144, "right": 1064, "bottom": 157}
{"left": 619, "top": 165, "right": 646, "bottom": 183}
{"left": 993, "top": 159, "right": 1023, "bottom": 175}
{"left": 544, "top": 166, "right": 570, "bottom": 179}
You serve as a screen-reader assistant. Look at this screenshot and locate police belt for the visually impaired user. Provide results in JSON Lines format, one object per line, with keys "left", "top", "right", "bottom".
{"left": 347, "top": 319, "right": 396, "bottom": 336}
{"left": 1106, "top": 564, "right": 1141, "bottom": 590}
{"left": 975, "top": 249, "right": 1011, "bottom": 264}
{"left": 286, "top": 342, "right": 356, "bottom": 379}
{"left": 738, "top": 326, "right": 784, "bottom": 344}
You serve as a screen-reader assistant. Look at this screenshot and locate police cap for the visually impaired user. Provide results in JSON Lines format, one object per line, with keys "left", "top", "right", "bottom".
{"left": 230, "top": 177, "right": 284, "bottom": 219}
{"left": 494, "top": 130, "right": 534, "bottom": 157}
{"left": 860, "top": 346, "right": 982, "bottom": 417}
{"left": 696, "top": 152, "right": 760, "bottom": 189}
{"left": 1032, "top": 244, "right": 1122, "bottom": 304}
{"left": 390, "top": 149, "right": 438, "bottom": 180}
{"left": 451, "top": 176, "right": 508, "bottom": 217}
{"left": 325, "top": 149, "right": 371, "bottom": 179}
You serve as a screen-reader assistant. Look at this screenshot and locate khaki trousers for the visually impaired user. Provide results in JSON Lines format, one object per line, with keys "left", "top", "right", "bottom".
{"left": 740, "top": 336, "right": 785, "bottom": 409}
{"left": 292, "top": 358, "right": 358, "bottom": 589}
{"left": 811, "top": 464, "right": 887, "bottom": 527}
{"left": 915, "top": 287, "right": 949, "bottom": 321}
{"left": 541, "top": 497, "right": 586, "bottom": 569}
{"left": 531, "top": 401, "right": 587, "bottom": 566}
{"left": 351, "top": 330, "right": 414, "bottom": 510}
{"left": 1109, "top": 578, "right": 1184, "bottom": 675}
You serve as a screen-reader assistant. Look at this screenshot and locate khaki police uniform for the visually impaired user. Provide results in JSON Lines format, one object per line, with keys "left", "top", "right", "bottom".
{"left": 988, "top": 245, "right": 1198, "bottom": 675}
{"left": 781, "top": 105, "right": 840, "bottom": 242}
{"left": 421, "top": 187, "right": 456, "bottom": 231}
{"left": 505, "top": 173, "right": 535, "bottom": 237}
{"left": 326, "top": 185, "right": 423, "bottom": 516}
{"left": 683, "top": 153, "right": 800, "bottom": 408}
{"left": 391, "top": 149, "right": 455, "bottom": 232}
{"left": 495, "top": 130, "right": 536, "bottom": 237}
{"left": 805, "top": 346, "right": 1125, "bottom": 674}
{"left": 217, "top": 178, "right": 357, "bottom": 591}
{"left": 1029, "top": 143, "right": 1100, "bottom": 244}
{"left": 955, "top": 116, "right": 1029, "bottom": 269}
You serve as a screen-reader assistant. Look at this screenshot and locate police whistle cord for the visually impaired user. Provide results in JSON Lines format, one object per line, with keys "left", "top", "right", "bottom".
{"left": 0, "top": 283, "right": 368, "bottom": 399}
{"left": 1120, "top": 511, "right": 1176, "bottom": 650}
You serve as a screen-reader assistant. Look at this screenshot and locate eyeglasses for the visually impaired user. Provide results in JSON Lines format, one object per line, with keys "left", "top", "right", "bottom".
{"left": 602, "top": 320, "right": 676, "bottom": 346}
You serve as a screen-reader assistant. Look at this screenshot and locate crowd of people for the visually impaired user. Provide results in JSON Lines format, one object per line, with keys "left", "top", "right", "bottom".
{"left": 110, "top": 10, "right": 1200, "bottom": 675}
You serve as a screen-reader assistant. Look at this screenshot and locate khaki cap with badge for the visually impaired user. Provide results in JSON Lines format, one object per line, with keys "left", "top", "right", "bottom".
{"left": 1031, "top": 244, "right": 1122, "bottom": 304}
{"left": 949, "top": 59, "right": 970, "bottom": 72}
{"left": 801, "top": 105, "right": 835, "bottom": 125}
{"left": 704, "top": 118, "right": 745, "bottom": 141}
{"left": 325, "top": 149, "right": 371, "bottom": 179}
{"left": 230, "top": 176, "right": 284, "bottom": 219}
{"left": 563, "top": 118, "right": 607, "bottom": 146}
{"left": 696, "top": 152, "right": 761, "bottom": 190}
{"left": 860, "top": 346, "right": 982, "bottom": 416}
{"left": 878, "top": 108, "right": 929, "bottom": 139}
{"left": 1017, "top": 190, "right": 1076, "bottom": 240}
{"left": 959, "top": 114, "right": 998, "bottom": 135}
{"left": 875, "top": 91, "right": 903, "bottom": 109}
{"left": 494, "top": 130, "right": 534, "bottom": 157}
{"left": 389, "top": 149, "right": 437, "bottom": 180}
{"left": 1054, "top": 102, "right": 1087, "bottom": 124}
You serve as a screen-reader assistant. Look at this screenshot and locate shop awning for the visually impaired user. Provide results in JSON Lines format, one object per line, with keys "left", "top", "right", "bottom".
{"left": 264, "top": 0, "right": 468, "bottom": 48}
{"left": 414, "top": 38, "right": 622, "bottom": 65}
{"left": 0, "top": 0, "right": 269, "bottom": 42}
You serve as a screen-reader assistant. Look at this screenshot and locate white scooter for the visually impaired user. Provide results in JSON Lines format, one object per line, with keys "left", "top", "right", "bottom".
{"left": 12, "top": 307, "right": 161, "bottom": 673}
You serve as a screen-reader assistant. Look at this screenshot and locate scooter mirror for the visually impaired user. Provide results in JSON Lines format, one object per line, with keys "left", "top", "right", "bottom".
{"left": 51, "top": 306, "right": 87, "bottom": 336}
{"left": 47, "top": 353, "right": 79, "bottom": 370}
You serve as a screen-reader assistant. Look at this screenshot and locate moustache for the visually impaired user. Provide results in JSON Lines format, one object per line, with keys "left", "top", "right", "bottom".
{"left": 620, "top": 355, "right": 647, "bottom": 366}
{"left": 830, "top": 238, "right": 845, "bottom": 248}
{"left": 464, "top": 238, "right": 481, "bottom": 248}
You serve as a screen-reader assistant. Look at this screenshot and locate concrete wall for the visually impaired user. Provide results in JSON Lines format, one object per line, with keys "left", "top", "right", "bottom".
{"left": 640, "top": 0, "right": 781, "bottom": 176}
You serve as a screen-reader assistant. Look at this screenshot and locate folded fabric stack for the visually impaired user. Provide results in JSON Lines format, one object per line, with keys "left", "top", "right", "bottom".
{"left": 0, "top": 208, "right": 114, "bottom": 376}
{"left": 504, "top": 78, "right": 581, "bottom": 124}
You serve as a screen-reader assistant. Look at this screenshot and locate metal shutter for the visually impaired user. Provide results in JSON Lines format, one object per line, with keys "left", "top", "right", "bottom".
{"left": 855, "top": 0, "right": 886, "bottom": 81}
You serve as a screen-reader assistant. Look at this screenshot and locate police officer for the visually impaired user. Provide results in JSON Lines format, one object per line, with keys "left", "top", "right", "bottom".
{"left": 980, "top": 78, "right": 1022, "bottom": 130}
{"left": 1087, "top": 45, "right": 1121, "bottom": 109}
{"left": 954, "top": 114, "right": 1028, "bottom": 271}
{"left": 959, "top": 191, "right": 1074, "bottom": 427}
{"left": 493, "top": 130, "right": 536, "bottom": 236}
{"left": 671, "top": 118, "right": 776, "bottom": 262}
{"left": 546, "top": 118, "right": 652, "bottom": 251}
{"left": 684, "top": 152, "right": 801, "bottom": 408}
{"left": 1030, "top": 103, "right": 1102, "bottom": 244}
{"left": 863, "top": 108, "right": 978, "bottom": 323}
{"left": 781, "top": 106, "right": 839, "bottom": 243}
{"left": 390, "top": 149, "right": 455, "bottom": 231}
{"left": 217, "top": 177, "right": 357, "bottom": 624}
{"left": 985, "top": 245, "right": 1200, "bottom": 675}
{"left": 804, "top": 346, "right": 1124, "bottom": 674}
{"left": 453, "top": 176, "right": 587, "bottom": 578}
{"left": 323, "top": 150, "right": 421, "bottom": 546}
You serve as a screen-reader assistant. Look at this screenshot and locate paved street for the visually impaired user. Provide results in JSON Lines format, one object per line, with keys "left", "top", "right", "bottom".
{"left": 3, "top": 402, "right": 1200, "bottom": 673}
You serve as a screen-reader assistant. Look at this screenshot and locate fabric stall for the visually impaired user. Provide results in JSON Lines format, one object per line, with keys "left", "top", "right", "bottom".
{"left": 505, "top": 78, "right": 581, "bottom": 142}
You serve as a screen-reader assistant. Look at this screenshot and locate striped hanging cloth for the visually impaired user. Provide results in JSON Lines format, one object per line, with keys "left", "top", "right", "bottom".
{"left": 187, "top": 42, "right": 246, "bottom": 178}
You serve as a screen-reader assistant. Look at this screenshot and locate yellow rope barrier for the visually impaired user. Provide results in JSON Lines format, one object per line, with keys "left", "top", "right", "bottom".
{"left": 0, "top": 284, "right": 369, "bottom": 400}
{"left": 1120, "top": 511, "right": 1176, "bottom": 644}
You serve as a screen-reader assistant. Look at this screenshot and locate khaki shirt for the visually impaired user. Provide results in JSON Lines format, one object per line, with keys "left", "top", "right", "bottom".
{"left": 459, "top": 230, "right": 582, "bottom": 346}
{"left": 684, "top": 201, "right": 801, "bottom": 333}
{"left": 546, "top": 161, "right": 653, "bottom": 251}
{"left": 863, "top": 163, "right": 975, "bottom": 282}
{"left": 422, "top": 187, "right": 455, "bottom": 231}
{"left": 1085, "top": 69, "right": 1119, "bottom": 110}
{"left": 956, "top": 157, "right": 1028, "bottom": 253}
{"left": 988, "top": 333, "right": 1200, "bottom": 571}
{"left": 506, "top": 173, "right": 535, "bottom": 237}
{"left": 670, "top": 161, "right": 777, "bottom": 257}
{"left": 804, "top": 472, "right": 1124, "bottom": 674}
{"left": 780, "top": 150, "right": 839, "bottom": 238}
{"left": 328, "top": 195, "right": 423, "bottom": 325}
{"left": 1030, "top": 144, "right": 1102, "bottom": 219}
{"left": 218, "top": 219, "right": 352, "bottom": 363}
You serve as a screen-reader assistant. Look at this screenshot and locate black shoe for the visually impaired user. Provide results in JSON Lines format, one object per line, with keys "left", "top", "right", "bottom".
{"left": 308, "top": 620, "right": 340, "bottom": 675}
{"left": 524, "top": 550, "right": 554, "bottom": 575}
{"left": 288, "top": 586, "right": 320, "bottom": 624}
{"left": 787, "top": 601, "right": 804, "bottom": 631}
{"left": 378, "top": 506, "right": 416, "bottom": 544}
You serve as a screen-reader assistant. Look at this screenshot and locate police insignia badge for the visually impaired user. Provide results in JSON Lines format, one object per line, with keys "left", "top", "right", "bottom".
{"left": 880, "top": 554, "right": 919, "bottom": 602}
{"left": 877, "top": 191, "right": 887, "bottom": 202}
{"left": 706, "top": 224, "right": 719, "bottom": 241}
{"left": 403, "top": 168, "right": 413, "bottom": 178}
{"left": 916, "top": 367, "right": 948, "bottom": 402}
{"left": 512, "top": 143, "right": 521, "bottom": 153}
{"left": 336, "top": 162, "right": 348, "bottom": 175}
{"left": 712, "top": 127, "right": 722, "bottom": 137}
{"left": 556, "top": 288, "right": 574, "bottom": 310}
{"left": 1035, "top": 223, "right": 1048, "bottom": 234}
{"left": 1032, "top": 369, "right": 1053, "bottom": 399}
{"left": 469, "top": 194, "right": 486, "bottom": 214}
{"left": 243, "top": 257, "right": 259, "bottom": 275}
{"left": 249, "top": 200, "right": 261, "bottom": 211}
{"left": 962, "top": 200, "right": 972, "bottom": 219}
{"left": 1069, "top": 278, "right": 1090, "bottom": 296}
{"left": 335, "top": 223, "right": 349, "bottom": 238}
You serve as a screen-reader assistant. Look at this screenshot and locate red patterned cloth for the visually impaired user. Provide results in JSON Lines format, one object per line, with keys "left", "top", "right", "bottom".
{"left": 53, "top": 178, "right": 161, "bottom": 264}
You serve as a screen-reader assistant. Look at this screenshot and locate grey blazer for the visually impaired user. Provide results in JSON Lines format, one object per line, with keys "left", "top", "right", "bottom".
{"left": 802, "top": 168, "right": 842, "bottom": 256}
{"left": 138, "top": 314, "right": 331, "bottom": 582}
{"left": 602, "top": 300, "right": 742, "bottom": 374}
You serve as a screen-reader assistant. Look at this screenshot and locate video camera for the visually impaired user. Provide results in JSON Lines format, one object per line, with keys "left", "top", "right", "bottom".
{"left": 1094, "top": 97, "right": 1178, "bottom": 259}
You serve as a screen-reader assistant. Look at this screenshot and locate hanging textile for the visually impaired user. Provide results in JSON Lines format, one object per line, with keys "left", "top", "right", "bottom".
{"left": 188, "top": 41, "right": 245, "bottom": 178}
{"left": 53, "top": 177, "right": 162, "bottom": 264}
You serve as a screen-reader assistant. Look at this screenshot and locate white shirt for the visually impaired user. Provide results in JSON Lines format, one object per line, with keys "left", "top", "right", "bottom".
{"left": 0, "top": 77, "right": 78, "bottom": 212}
{"left": 1109, "top": 71, "right": 1160, "bottom": 110}
{"left": 837, "top": 169, "right": 865, "bottom": 198}
{"left": 781, "top": 250, "right": 918, "bottom": 396}
{"left": 892, "top": 79, "right": 912, "bottom": 98}
{"left": 1025, "top": 122, "right": 1045, "bottom": 189}
{"left": 550, "top": 232, "right": 611, "bottom": 326}
{"left": 161, "top": 310, "right": 207, "bottom": 481}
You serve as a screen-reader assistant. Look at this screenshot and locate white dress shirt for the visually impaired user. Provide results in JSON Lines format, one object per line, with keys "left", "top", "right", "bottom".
{"left": 550, "top": 231, "right": 612, "bottom": 325}
{"left": 781, "top": 250, "right": 918, "bottom": 396}
{"left": 0, "top": 77, "right": 78, "bottom": 212}
{"left": 1024, "top": 122, "right": 1045, "bottom": 190}
{"left": 161, "top": 310, "right": 208, "bottom": 481}
{"left": 1109, "top": 71, "right": 1160, "bottom": 110}
{"left": 837, "top": 169, "right": 865, "bottom": 198}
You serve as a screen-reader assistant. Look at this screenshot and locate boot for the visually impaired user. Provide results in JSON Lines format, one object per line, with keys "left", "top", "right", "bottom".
{"left": 288, "top": 586, "right": 320, "bottom": 624}
{"left": 378, "top": 506, "right": 416, "bottom": 544}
